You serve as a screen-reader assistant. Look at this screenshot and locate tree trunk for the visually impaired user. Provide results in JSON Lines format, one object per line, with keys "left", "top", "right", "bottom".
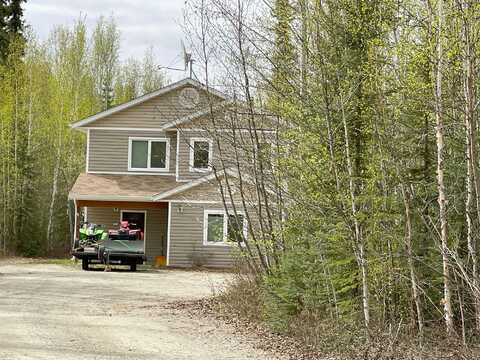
{"left": 432, "top": 0, "right": 454, "bottom": 334}
{"left": 460, "top": 0, "right": 480, "bottom": 332}
{"left": 340, "top": 87, "right": 370, "bottom": 334}
{"left": 46, "top": 144, "right": 62, "bottom": 253}
{"left": 401, "top": 184, "right": 424, "bottom": 341}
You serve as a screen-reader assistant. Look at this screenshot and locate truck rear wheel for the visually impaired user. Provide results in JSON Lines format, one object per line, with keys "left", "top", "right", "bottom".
{"left": 130, "top": 263, "right": 137, "bottom": 272}
{"left": 82, "top": 258, "right": 89, "bottom": 271}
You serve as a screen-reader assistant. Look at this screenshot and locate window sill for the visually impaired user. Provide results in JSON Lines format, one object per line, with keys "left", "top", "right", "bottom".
{"left": 203, "top": 241, "right": 246, "bottom": 247}
{"left": 128, "top": 168, "right": 169, "bottom": 173}
{"left": 203, "top": 242, "right": 234, "bottom": 247}
{"left": 189, "top": 167, "right": 211, "bottom": 173}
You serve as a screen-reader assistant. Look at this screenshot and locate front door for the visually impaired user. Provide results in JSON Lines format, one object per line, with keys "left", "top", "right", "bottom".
{"left": 121, "top": 211, "right": 146, "bottom": 239}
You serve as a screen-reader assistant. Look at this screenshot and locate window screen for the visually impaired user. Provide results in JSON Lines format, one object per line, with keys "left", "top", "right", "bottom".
{"left": 150, "top": 141, "right": 167, "bottom": 168}
{"left": 207, "top": 214, "right": 224, "bottom": 243}
{"left": 193, "top": 141, "right": 210, "bottom": 169}
{"left": 131, "top": 140, "right": 148, "bottom": 168}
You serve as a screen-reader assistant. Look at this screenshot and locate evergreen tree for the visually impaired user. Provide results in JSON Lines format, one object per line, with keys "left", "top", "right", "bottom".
{"left": 6, "top": 0, "right": 25, "bottom": 33}
{"left": 0, "top": 0, "right": 25, "bottom": 62}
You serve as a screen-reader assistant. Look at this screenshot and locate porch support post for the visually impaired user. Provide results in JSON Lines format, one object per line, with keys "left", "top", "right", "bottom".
{"left": 166, "top": 202, "right": 171, "bottom": 266}
{"left": 73, "top": 199, "right": 78, "bottom": 247}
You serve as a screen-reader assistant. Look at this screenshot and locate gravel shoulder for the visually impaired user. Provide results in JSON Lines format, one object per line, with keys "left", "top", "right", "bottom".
{"left": 0, "top": 260, "right": 278, "bottom": 360}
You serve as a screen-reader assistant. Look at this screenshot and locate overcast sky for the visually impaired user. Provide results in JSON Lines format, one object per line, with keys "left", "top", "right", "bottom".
{"left": 24, "top": 0, "right": 188, "bottom": 81}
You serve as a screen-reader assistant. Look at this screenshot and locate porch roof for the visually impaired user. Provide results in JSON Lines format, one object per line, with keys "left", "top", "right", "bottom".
{"left": 69, "top": 173, "right": 179, "bottom": 202}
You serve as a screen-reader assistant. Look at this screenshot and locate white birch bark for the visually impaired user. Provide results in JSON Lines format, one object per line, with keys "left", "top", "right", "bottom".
{"left": 340, "top": 88, "right": 370, "bottom": 333}
{"left": 432, "top": 0, "right": 454, "bottom": 334}
{"left": 401, "top": 184, "right": 424, "bottom": 340}
{"left": 46, "top": 130, "right": 63, "bottom": 253}
{"left": 460, "top": 0, "right": 480, "bottom": 332}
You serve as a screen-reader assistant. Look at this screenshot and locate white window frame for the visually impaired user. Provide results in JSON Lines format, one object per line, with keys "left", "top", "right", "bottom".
{"left": 128, "top": 137, "right": 170, "bottom": 172}
{"left": 203, "top": 209, "right": 247, "bottom": 246}
{"left": 189, "top": 137, "right": 212, "bottom": 173}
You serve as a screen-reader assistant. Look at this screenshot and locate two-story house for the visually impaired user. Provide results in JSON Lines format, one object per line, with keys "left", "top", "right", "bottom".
{"left": 69, "top": 78, "right": 266, "bottom": 268}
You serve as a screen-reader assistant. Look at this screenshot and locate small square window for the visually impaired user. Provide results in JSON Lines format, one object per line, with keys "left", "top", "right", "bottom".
{"left": 190, "top": 138, "right": 212, "bottom": 172}
{"left": 194, "top": 141, "right": 210, "bottom": 168}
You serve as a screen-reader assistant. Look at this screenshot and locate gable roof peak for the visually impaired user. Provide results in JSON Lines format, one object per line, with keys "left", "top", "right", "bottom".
{"left": 70, "top": 77, "right": 228, "bottom": 129}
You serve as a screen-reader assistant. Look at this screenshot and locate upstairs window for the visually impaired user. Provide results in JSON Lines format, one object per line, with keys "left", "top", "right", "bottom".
{"left": 129, "top": 137, "right": 169, "bottom": 171}
{"left": 189, "top": 138, "right": 212, "bottom": 172}
{"left": 203, "top": 210, "right": 246, "bottom": 246}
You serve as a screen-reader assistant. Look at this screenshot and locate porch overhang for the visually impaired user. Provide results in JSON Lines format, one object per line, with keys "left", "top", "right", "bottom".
{"left": 75, "top": 200, "right": 167, "bottom": 209}
{"left": 68, "top": 173, "right": 179, "bottom": 203}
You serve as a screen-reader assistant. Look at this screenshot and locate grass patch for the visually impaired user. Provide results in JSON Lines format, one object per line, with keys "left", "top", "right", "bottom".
{"left": 35, "top": 257, "right": 79, "bottom": 267}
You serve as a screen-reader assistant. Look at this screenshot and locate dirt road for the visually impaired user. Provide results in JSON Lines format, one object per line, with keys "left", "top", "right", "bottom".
{"left": 0, "top": 261, "right": 277, "bottom": 360}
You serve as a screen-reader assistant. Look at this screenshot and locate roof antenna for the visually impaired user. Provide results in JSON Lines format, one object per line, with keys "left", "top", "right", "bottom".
{"left": 158, "top": 40, "right": 194, "bottom": 78}
{"left": 182, "top": 41, "right": 194, "bottom": 78}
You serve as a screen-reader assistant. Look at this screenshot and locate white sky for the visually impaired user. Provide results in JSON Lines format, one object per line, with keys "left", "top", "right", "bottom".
{"left": 24, "top": 0, "right": 189, "bottom": 81}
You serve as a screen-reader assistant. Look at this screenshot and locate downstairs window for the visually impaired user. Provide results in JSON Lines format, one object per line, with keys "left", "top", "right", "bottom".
{"left": 204, "top": 210, "right": 246, "bottom": 245}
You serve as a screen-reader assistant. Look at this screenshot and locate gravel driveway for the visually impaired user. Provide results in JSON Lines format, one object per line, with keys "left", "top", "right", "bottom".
{"left": 0, "top": 260, "right": 276, "bottom": 360}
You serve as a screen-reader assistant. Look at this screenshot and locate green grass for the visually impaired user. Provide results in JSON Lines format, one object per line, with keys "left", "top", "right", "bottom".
{"left": 35, "top": 257, "right": 79, "bottom": 267}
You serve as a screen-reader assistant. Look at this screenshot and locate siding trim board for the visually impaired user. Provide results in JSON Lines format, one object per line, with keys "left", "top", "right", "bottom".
{"left": 87, "top": 171, "right": 176, "bottom": 176}
{"left": 72, "top": 194, "right": 154, "bottom": 202}
{"left": 180, "top": 128, "right": 277, "bottom": 133}
{"left": 83, "top": 127, "right": 173, "bottom": 132}
{"left": 75, "top": 200, "right": 167, "bottom": 209}
{"left": 169, "top": 200, "right": 221, "bottom": 204}
{"left": 175, "top": 129, "right": 180, "bottom": 181}
{"left": 166, "top": 202, "right": 172, "bottom": 266}
{"left": 86, "top": 129, "right": 90, "bottom": 172}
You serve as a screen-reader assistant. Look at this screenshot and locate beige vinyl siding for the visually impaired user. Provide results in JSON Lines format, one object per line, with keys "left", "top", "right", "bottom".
{"left": 88, "top": 86, "right": 211, "bottom": 129}
{"left": 145, "top": 208, "right": 168, "bottom": 259}
{"left": 86, "top": 207, "right": 118, "bottom": 228}
{"left": 176, "top": 127, "right": 251, "bottom": 182}
{"left": 168, "top": 203, "right": 238, "bottom": 268}
{"left": 89, "top": 130, "right": 176, "bottom": 174}
{"left": 86, "top": 207, "right": 167, "bottom": 261}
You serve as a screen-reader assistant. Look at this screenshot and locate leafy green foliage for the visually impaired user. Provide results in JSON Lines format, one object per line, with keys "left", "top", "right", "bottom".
{"left": 0, "top": 16, "right": 166, "bottom": 256}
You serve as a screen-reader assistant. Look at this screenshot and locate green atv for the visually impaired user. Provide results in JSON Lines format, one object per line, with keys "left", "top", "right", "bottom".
{"left": 79, "top": 222, "right": 108, "bottom": 243}
{"left": 72, "top": 221, "right": 146, "bottom": 271}
{"left": 73, "top": 222, "right": 107, "bottom": 270}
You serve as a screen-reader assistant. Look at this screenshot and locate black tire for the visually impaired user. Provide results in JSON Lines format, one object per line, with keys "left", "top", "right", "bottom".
{"left": 130, "top": 263, "right": 137, "bottom": 272}
{"left": 82, "top": 258, "right": 89, "bottom": 271}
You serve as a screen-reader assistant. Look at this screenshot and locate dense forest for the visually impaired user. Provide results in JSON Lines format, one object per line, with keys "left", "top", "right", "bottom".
{"left": 183, "top": 0, "right": 480, "bottom": 356}
{"left": 0, "top": 3, "right": 165, "bottom": 256}
{"left": 3, "top": 0, "right": 480, "bottom": 357}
